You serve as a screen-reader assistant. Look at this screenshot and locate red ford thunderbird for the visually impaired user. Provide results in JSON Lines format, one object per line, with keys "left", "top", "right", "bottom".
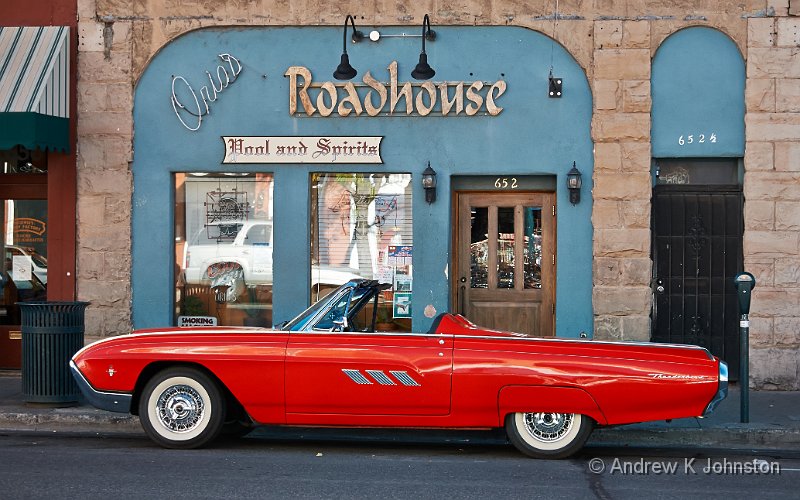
{"left": 70, "top": 279, "right": 728, "bottom": 458}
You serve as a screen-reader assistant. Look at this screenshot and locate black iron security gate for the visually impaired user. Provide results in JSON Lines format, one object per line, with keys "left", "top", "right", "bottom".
{"left": 651, "top": 185, "right": 743, "bottom": 380}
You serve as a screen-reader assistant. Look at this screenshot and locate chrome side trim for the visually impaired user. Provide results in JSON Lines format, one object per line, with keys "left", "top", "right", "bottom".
{"left": 290, "top": 331, "right": 712, "bottom": 352}
{"left": 342, "top": 369, "right": 372, "bottom": 385}
{"left": 703, "top": 360, "right": 729, "bottom": 416}
{"left": 390, "top": 370, "right": 421, "bottom": 387}
{"left": 366, "top": 370, "right": 396, "bottom": 386}
{"left": 69, "top": 360, "right": 132, "bottom": 413}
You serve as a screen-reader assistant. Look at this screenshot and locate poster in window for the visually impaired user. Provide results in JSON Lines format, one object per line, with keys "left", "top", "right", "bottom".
{"left": 393, "top": 292, "right": 412, "bottom": 318}
{"left": 388, "top": 245, "right": 412, "bottom": 266}
{"left": 394, "top": 276, "right": 412, "bottom": 292}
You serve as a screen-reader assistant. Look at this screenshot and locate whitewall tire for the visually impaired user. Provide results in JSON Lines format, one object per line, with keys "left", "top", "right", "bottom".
{"left": 139, "top": 367, "right": 225, "bottom": 449}
{"left": 505, "top": 412, "right": 593, "bottom": 459}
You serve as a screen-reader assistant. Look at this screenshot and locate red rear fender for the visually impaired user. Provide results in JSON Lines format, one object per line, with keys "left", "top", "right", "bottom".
{"left": 498, "top": 385, "right": 608, "bottom": 425}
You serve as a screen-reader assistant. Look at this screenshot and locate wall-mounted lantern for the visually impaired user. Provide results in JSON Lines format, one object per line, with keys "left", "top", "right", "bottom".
{"left": 567, "top": 161, "right": 582, "bottom": 205}
{"left": 422, "top": 163, "right": 437, "bottom": 204}
{"left": 333, "top": 14, "right": 364, "bottom": 80}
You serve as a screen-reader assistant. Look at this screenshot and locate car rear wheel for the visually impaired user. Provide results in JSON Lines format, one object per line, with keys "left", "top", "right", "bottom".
{"left": 139, "top": 367, "right": 225, "bottom": 449}
{"left": 505, "top": 412, "right": 593, "bottom": 459}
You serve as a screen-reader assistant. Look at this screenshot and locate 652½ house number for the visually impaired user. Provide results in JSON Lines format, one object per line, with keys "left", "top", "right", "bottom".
{"left": 678, "top": 133, "right": 717, "bottom": 145}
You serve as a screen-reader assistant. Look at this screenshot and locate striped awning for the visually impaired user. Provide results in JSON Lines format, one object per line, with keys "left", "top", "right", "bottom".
{"left": 0, "top": 26, "right": 70, "bottom": 152}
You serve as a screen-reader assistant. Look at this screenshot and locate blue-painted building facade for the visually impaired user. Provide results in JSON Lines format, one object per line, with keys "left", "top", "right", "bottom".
{"left": 131, "top": 23, "right": 747, "bottom": 343}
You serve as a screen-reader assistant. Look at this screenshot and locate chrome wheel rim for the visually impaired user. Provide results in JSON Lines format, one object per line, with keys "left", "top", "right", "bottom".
{"left": 522, "top": 412, "right": 574, "bottom": 443}
{"left": 156, "top": 384, "right": 205, "bottom": 433}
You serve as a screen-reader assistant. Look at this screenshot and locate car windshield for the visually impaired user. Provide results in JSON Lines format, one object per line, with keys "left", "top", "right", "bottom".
{"left": 282, "top": 280, "right": 387, "bottom": 332}
{"left": 312, "top": 286, "right": 372, "bottom": 331}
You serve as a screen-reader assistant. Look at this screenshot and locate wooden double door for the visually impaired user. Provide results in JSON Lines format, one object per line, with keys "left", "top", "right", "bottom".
{"left": 454, "top": 192, "right": 556, "bottom": 337}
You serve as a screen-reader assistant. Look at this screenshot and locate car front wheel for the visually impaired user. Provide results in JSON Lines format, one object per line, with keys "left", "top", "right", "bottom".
{"left": 139, "top": 367, "right": 225, "bottom": 449}
{"left": 505, "top": 412, "right": 593, "bottom": 459}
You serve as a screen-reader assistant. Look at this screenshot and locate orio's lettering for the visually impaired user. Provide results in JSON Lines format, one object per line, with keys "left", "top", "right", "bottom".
{"left": 171, "top": 53, "right": 243, "bottom": 131}
{"left": 285, "top": 61, "right": 507, "bottom": 118}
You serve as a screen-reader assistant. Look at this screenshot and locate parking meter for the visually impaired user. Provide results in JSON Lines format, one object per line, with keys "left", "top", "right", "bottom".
{"left": 734, "top": 272, "right": 756, "bottom": 315}
{"left": 733, "top": 272, "right": 756, "bottom": 423}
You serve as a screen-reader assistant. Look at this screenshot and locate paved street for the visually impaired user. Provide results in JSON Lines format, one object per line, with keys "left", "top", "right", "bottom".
{"left": 1, "top": 430, "right": 798, "bottom": 499}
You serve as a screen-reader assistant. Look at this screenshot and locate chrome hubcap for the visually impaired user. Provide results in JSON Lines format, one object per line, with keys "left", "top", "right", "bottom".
{"left": 156, "top": 385, "right": 204, "bottom": 433}
{"left": 523, "top": 412, "right": 574, "bottom": 442}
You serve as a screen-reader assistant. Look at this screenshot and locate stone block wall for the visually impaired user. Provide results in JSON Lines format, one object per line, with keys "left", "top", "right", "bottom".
{"left": 744, "top": 11, "right": 800, "bottom": 389}
{"left": 74, "top": 0, "right": 799, "bottom": 388}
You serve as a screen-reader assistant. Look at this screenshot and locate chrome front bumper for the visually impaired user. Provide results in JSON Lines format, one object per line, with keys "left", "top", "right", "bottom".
{"left": 702, "top": 360, "right": 729, "bottom": 416}
{"left": 69, "top": 360, "right": 132, "bottom": 413}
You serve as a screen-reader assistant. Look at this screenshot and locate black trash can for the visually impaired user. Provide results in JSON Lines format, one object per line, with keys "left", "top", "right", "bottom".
{"left": 18, "top": 301, "right": 89, "bottom": 404}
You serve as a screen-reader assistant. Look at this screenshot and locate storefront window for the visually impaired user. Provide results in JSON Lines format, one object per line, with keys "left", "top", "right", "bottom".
{"left": 174, "top": 173, "right": 273, "bottom": 327}
{"left": 310, "top": 173, "right": 413, "bottom": 331}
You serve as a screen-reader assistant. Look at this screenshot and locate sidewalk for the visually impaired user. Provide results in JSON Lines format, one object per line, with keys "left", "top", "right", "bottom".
{"left": 0, "top": 371, "right": 798, "bottom": 450}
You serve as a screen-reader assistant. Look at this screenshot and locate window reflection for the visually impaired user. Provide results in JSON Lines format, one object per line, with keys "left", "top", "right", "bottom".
{"left": 469, "top": 205, "right": 542, "bottom": 291}
{"left": 470, "top": 207, "right": 488, "bottom": 288}
{"left": 174, "top": 173, "right": 273, "bottom": 327}
{"left": 310, "top": 173, "right": 413, "bottom": 332}
{"left": 1, "top": 199, "right": 48, "bottom": 325}
{"left": 497, "top": 207, "right": 515, "bottom": 289}
{"left": 523, "top": 207, "right": 542, "bottom": 289}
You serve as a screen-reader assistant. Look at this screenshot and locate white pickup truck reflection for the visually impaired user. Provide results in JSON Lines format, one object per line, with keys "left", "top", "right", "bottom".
{"left": 182, "top": 221, "right": 360, "bottom": 302}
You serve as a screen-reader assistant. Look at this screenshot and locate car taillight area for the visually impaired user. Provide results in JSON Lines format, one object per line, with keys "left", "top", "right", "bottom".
{"left": 702, "top": 359, "right": 729, "bottom": 416}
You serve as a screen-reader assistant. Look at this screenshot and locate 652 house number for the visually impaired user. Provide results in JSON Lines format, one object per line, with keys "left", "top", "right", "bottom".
{"left": 678, "top": 133, "right": 717, "bottom": 145}
{"left": 494, "top": 177, "right": 519, "bottom": 189}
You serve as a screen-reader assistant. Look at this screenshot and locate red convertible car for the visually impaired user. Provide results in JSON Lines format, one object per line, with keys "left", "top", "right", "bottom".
{"left": 70, "top": 279, "right": 728, "bottom": 458}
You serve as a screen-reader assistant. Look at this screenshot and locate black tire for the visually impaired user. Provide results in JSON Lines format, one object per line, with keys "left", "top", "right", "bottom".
{"left": 221, "top": 399, "right": 254, "bottom": 438}
{"left": 138, "top": 367, "right": 226, "bottom": 449}
{"left": 505, "top": 412, "right": 594, "bottom": 459}
{"left": 221, "top": 420, "right": 254, "bottom": 438}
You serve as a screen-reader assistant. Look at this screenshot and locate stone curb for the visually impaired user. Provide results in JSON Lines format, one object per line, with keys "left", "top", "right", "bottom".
{"left": 0, "top": 409, "right": 141, "bottom": 434}
{"left": 590, "top": 426, "right": 800, "bottom": 449}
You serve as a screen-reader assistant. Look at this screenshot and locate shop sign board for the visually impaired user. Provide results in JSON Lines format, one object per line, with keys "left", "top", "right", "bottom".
{"left": 286, "top": 61, "right": 506, "bottom": 118}
{"left": 222, "top": 136, "right": 383, "bottom": 164}
{"left": 171, "top": 54, "right": 506, "bottom": 130}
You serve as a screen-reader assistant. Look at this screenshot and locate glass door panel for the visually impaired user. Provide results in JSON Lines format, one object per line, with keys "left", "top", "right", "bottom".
{"left": 1, "top": 198, "right": 47, "bottom": 368}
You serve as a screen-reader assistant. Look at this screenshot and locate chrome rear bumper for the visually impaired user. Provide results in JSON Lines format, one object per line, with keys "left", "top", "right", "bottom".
{"left": 69, "top": 360, "right": 132, "bottom": 413}
{"left": 702, "top": 360, "right": 729, "bottom": 416}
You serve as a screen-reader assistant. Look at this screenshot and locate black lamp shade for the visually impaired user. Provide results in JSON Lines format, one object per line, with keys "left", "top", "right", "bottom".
{"left": 567, "top": 162, "right": 582, "bottom": 205}
{"left": 422, "top": 165, "right": 437, "bottom": 188}
{"left": 567, "top": 162, "right": 582, "bottom": 188}
{"left": 412, "top": 53, "right": 435, "bottom": 80}
{"left": 333, "top": 53, "right": 357, "bottom": 80}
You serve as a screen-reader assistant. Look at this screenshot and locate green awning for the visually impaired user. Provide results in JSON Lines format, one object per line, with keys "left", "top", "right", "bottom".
{"left": 0, "top": 112, "right": 69, "bottom": 151}
{"left": 0, "top": 26, "right": 70, "bottom": 152}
